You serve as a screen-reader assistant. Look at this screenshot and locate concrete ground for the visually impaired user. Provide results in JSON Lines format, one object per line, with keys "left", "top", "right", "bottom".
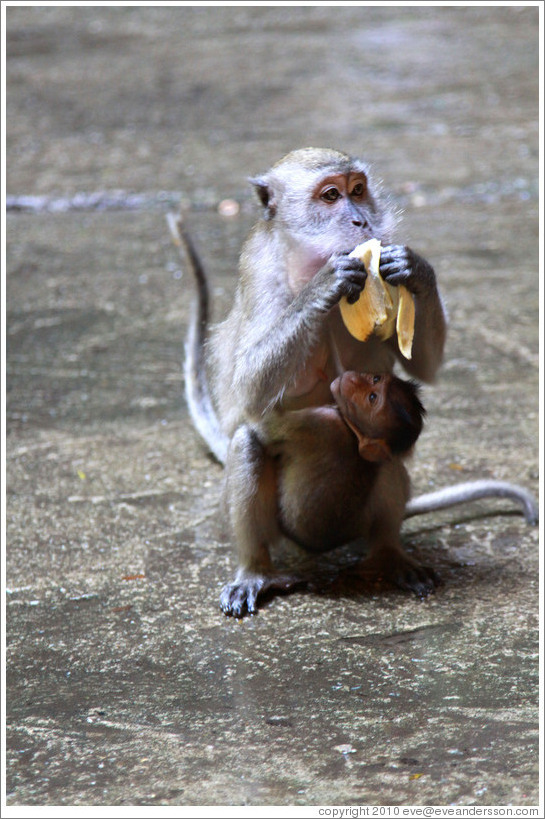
{"left": 4, "top": 4, "right": 540, "bottom": 809}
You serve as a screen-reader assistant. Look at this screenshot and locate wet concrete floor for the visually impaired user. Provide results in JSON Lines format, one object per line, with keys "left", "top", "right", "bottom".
{"left": 4, "top": 4, "right": 540, "bottom": 809}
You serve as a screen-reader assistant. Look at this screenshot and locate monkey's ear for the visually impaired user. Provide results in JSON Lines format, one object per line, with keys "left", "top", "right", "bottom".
{"left": 249, "top": 176, "right": 277, "bottom": 219}
{"left": 356, "top": 436, "right": 392, "bottom": 463}
{"left": 342, "top": 417, "right": 392, "bottom": 462}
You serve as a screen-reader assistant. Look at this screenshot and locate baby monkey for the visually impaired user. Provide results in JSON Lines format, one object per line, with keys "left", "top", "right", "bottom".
{"left": 254, "top": 371, "right": 431, "bottom": 613}
{"left": 266, "top": 371, "right": 425, "bottom": 553}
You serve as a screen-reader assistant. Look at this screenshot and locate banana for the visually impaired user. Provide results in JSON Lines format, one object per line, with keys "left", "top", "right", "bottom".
{"left": 339, "top": 239, "right": 415, "bottom": 359}
{"left": 396, "top": 284, "right": 415, "bottom": 360}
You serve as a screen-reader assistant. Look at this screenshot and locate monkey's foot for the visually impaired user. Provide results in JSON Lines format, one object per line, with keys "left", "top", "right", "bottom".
{"left": 349, "top": 552, "right": 441, "bottom": 599}
{"left": 220, "top": 571, "right": 306, "bottom": 618}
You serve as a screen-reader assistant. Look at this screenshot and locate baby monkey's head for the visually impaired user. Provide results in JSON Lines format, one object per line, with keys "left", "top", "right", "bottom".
{"left": 331, "top": 371, "right": 426, "bottom": 462}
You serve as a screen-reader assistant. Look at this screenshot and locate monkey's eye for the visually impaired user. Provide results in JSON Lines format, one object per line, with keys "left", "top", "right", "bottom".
{"left": 350, "top": 182, "right": 366, "bottom": 199}
{"left": 369, "top": 392, "right": 377, "bottom": 404}
{"left": 372, "top": 375, "right": 381, "bottom": 383}
{"left": 321, "top": 187, "right": 341, "bottom": 203}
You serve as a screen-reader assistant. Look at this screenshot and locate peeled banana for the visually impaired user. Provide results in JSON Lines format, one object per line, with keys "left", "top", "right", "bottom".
{"left": 338, "top": 239, "right": 415, "bottom": 359}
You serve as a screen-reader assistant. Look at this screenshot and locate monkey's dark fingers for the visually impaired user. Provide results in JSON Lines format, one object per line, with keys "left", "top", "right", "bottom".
{"left": 335, "top": 256, "right": 368, "bottom": 274}
{"left": 383, "top": 267, "right": 435, "bottom": 296}
{"left": 379, "top": 247, "right": 410, "bottom": 282}
{"left": 316, "top": 257, "right": 368, "bottom": 307}
{"left": 334, "top": 258, "right": 367, "bottom": 298}
{"left": 343, "top": 281, "right": 366, "bottom": 304}
{"left": 380, "top": 269, "right": 412, "bottom": 287}
{"left": 381, "top": 245, "right": 437, "bottom": 296}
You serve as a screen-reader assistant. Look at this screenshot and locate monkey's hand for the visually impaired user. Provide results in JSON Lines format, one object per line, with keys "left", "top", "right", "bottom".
{"left": 315, "top": 253, "right": 369, "bottom": 310}
{"left": 379, "top": 245, "right": 437, "bottom": 297}
{"left": 220, "top": 570, "right": 307, "bottom": 617}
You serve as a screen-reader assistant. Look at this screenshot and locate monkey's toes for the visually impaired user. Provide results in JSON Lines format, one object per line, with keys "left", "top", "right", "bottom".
{"left": 220, "top": 578, "right": 263, "bottom": 617}
{"left": 394, "top": 564, "right": 441, "bottom": 599}
{"left": 351, "top": 554, "right": 441, "bottom": 599}
{"left": 220, "top": 573, "right": 307, "bottom": 617}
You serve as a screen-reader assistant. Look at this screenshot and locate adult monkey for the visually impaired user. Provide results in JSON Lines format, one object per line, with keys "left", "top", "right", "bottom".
{"left": 168, "top": 147, "right": 537, "bottom": 617}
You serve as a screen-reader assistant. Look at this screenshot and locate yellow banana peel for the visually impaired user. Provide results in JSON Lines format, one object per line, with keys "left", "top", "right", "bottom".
{"left": 396, "top": 283, "right": 416, "bottom": 360}
{"left": 339, "top": 239, "right": 415, "bottom": 359}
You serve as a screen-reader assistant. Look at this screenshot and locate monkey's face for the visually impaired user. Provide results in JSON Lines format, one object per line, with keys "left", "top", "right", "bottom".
{"left": 331, "top": 371, "right": 391, "bottom": 438}
{"left": 313, "top": 172, "right": 373, "bottom": 235}
{"left": 283, "top": 170, "right": 383, "bottom": 256}
{"left": 252, "top": 150, "right": 395, "bottom": 260}
{"left": 331, "top": 371, "right": 425, "bottom": 458}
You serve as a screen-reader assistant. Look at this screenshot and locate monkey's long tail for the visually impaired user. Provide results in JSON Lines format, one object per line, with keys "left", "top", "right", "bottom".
{"left": 167, "top": 213, "right": 229, "bottom": 465}
{"left": 405, "top": 480, "right": 538, "bottom": 526}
